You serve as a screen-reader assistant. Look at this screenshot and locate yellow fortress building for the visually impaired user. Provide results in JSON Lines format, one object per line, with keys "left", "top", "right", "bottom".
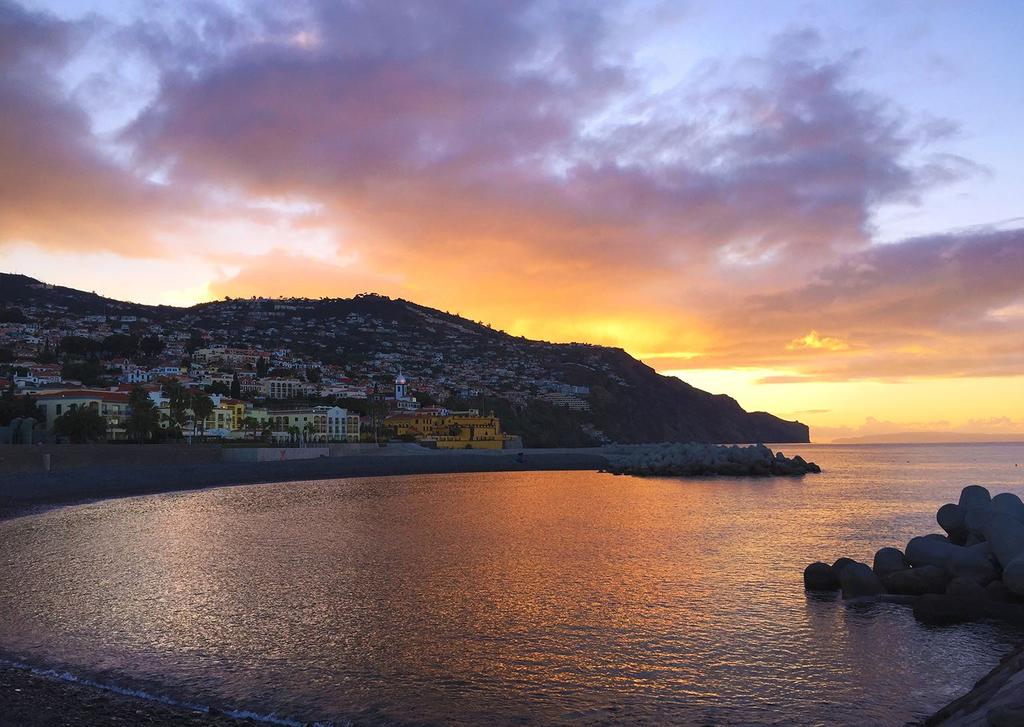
{"left": 385, "top": 408, "right": 511, "bottom": 449}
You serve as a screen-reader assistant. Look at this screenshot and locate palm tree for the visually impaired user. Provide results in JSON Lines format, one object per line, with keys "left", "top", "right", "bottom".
{"left": 164, "top": 380, "right": 189, "bottom": 434}
{"left": 127, "top": 386, "right": 160, "bottom": 443}
{"left": 54, "top": 406, "right": 107, "bottom": 443}
{"left": 190, "top": 392, "right": 215, "bottom": 440}
{"left": 242, "top": 416, "right": 261, "bottom": 441}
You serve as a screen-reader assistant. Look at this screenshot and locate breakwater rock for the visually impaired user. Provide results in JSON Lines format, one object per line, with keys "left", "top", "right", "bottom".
{"left": 804, "top": 485, "right": 1024, "bottom": 627}
{"left": 602, "top": 443, "right": 821, "bottom": 477}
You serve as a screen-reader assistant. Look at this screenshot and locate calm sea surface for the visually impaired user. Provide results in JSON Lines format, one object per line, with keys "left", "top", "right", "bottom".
{"left": 2, "top": 443, "right": 1024, "bottom": 725}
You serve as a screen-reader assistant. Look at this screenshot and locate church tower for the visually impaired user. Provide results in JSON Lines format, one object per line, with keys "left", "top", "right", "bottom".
{"left": 395, "top": 372, "right": 407, "bottom": 400}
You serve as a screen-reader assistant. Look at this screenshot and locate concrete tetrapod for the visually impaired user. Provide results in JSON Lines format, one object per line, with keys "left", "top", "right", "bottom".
{"left": 803, "top": 562, "right": 840, "bottom": 591}
{"left": 882, "top": 565, "right": 948, "bottom": 595}
{"left": 905, "top": 536, "right": 997, "bottom": 585}
{"left": 873, "top": 547, "right": 908, "bottom": 578}
{"left": 983, "top": 513, "right": 1024, "bottom": 595}
{"left": 959, "top": 485, "right": 992, "bottom": 510}
{"left": 937, "top": 503, "right": 968, "bottom": 544}
{"left": 960, "top": 485, "right": 994, "bottom": 540}
{"left": 840, "top": 562, "right": 885, "bottom": 599}
{"left": 992, "top": 492, "right": 1024, "bottom": 525}
{"left": 965, "top": 505, "right": 994, "bottom": 540}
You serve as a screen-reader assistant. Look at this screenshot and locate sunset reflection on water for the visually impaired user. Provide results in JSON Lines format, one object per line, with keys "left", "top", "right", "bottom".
{"left": 1, "top": 444, "right": 1023, "bottom": 724}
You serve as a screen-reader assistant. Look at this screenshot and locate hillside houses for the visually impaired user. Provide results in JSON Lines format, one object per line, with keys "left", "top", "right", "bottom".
{"left": 0, "top": 276, "right": 614, "bottom": 445}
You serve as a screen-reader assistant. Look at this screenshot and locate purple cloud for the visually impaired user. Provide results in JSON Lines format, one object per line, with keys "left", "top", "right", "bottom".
{"left": 1, "top": 0, "right": 1010, "bottom": 384}
{"left": 121, "top": 6, "right": 973, "bottom": 279}
{"left": 0, "top": 0, "right": 186, "bottom": 255}
{"left": 685, "top": 226, "right": 1024, "bottom": 379}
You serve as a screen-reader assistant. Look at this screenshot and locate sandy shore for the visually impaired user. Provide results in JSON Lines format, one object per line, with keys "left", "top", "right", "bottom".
{"left": 0, "top": 448, "right": 609, "bottom": 519}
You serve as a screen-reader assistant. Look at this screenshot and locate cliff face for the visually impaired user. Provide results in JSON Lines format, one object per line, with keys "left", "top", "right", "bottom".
{"left": 580, "top": 349, "right": 808, "bottom": 444}
{"left": 0, "top": 273, "right": 809, "bottom": 445}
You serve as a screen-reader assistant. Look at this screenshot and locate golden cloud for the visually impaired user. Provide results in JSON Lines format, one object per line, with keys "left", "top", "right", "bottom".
{"left": 785, "top": 330, "right": 851, "bottom": 351}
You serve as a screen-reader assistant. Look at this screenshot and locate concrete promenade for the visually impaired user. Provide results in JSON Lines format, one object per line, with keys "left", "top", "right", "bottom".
{"left": 0, "top": 447, "right": 610, "bottom": 515}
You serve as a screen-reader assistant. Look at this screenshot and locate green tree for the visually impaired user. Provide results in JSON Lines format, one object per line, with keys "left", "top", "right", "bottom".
{"left": 230, "top": 373, "right": 241, "bottom": 399}
{"left": 413, "top": 391, "right": 436, "bottom": 407}
{"left": 53, "top": 406, "right": 107, "bottom": 443}
{"left": 127, "top": 386, "right": 160, "bottom": 443}
{"left": 139, "top": 335, "right": 164, "bottom": 357}
{"left": 337, "top": 397, "right": 369, "bottom": 416}
{"left": 242, "top": 416, "right": 261, "bottom": 440}
{"left": 0, "top": 389, "right": 37, "bottom": 426}
{"left": 59, "top": 336, "right": 100, "bottom": 356}
{"left": 0, "top": 306, "right": 28, "bottom": 323}
{"left": 256, "top": 356, "right": 269, "bottom": 377}
{"left": 38, "top": 340, "right": 57, "bottom": 363}
{"left": 163, "top": 380, "right": 189, "bottom": 433}
{"left": 190, "top": 392, "right": 215, "bottom": 438}
{"left": 186, "top": 329, "right": 205, "bottom": 354}
{"left": 101, "top": 333, "right": 138, "bottom": 358}
{"left": 61, "top": 358, "right": 105, "bottom": 386}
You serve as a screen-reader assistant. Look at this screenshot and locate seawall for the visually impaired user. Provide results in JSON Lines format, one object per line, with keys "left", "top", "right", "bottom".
{"left": 0, "top": 448, "right": 610, "bottom": 515}
{"left": 0, "top": 443, "right": 223, "bottom": 473}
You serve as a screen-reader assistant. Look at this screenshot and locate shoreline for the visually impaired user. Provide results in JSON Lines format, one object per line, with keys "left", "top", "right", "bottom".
{"left": 2, "top": 614, "right": 1014, "bottom": 727}
{"left": 925, "top": 640, "right": 1024, "bottom": 726}
{"left": 0, "top": 661, "right": 272, "bottom": 726}
{"left": 0, "top": 448, "right": 610, "bottom": 521}
{"left": 1, "top": 622, "right": 1015, "bottom": 727}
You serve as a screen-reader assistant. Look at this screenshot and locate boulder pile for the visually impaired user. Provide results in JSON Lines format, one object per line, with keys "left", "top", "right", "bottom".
{"left": 804, "top": 485, "right": 1024, "bottom": 626}
{"left": 602, "top": 442, "right": 821, "bottom": 477}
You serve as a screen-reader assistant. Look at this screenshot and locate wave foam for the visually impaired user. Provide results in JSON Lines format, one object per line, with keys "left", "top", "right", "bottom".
{"left": 0, "top": 657, "right": 338, "bottom": 726}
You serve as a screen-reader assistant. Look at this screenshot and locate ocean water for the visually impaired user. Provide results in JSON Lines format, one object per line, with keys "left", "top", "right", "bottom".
{"left": 1, "top": 443, "right": 1023, "bottom": 725}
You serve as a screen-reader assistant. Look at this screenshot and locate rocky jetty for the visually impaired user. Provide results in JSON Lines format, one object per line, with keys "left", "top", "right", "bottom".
{"left": 602, "top": 442, "right": 821, "bottom": 477}
{"left": 804, "top": 485, "right": 1024, "bottom": 627}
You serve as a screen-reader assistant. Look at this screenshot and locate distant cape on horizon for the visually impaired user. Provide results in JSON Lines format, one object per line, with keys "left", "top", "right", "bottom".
{"left": 831, "top": 432, "right": 1024, "bottom": 445}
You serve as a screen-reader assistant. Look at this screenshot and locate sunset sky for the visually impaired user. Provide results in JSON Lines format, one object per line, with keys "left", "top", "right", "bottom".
{"left": 3, "top": 0, "right": 1023, "bottom": 441}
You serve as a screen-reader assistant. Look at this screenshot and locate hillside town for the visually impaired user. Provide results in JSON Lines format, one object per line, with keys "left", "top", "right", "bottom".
{"left": 0, "top": 279, "right": 598, "bottom": 448}
{"left": 0, "top": 274, "right": 810, "bottom": 447}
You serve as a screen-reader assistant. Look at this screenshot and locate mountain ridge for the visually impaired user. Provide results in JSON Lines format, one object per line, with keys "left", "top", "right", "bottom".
{"left": 0, "top": 272, "right": 809, "bottom": 445}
